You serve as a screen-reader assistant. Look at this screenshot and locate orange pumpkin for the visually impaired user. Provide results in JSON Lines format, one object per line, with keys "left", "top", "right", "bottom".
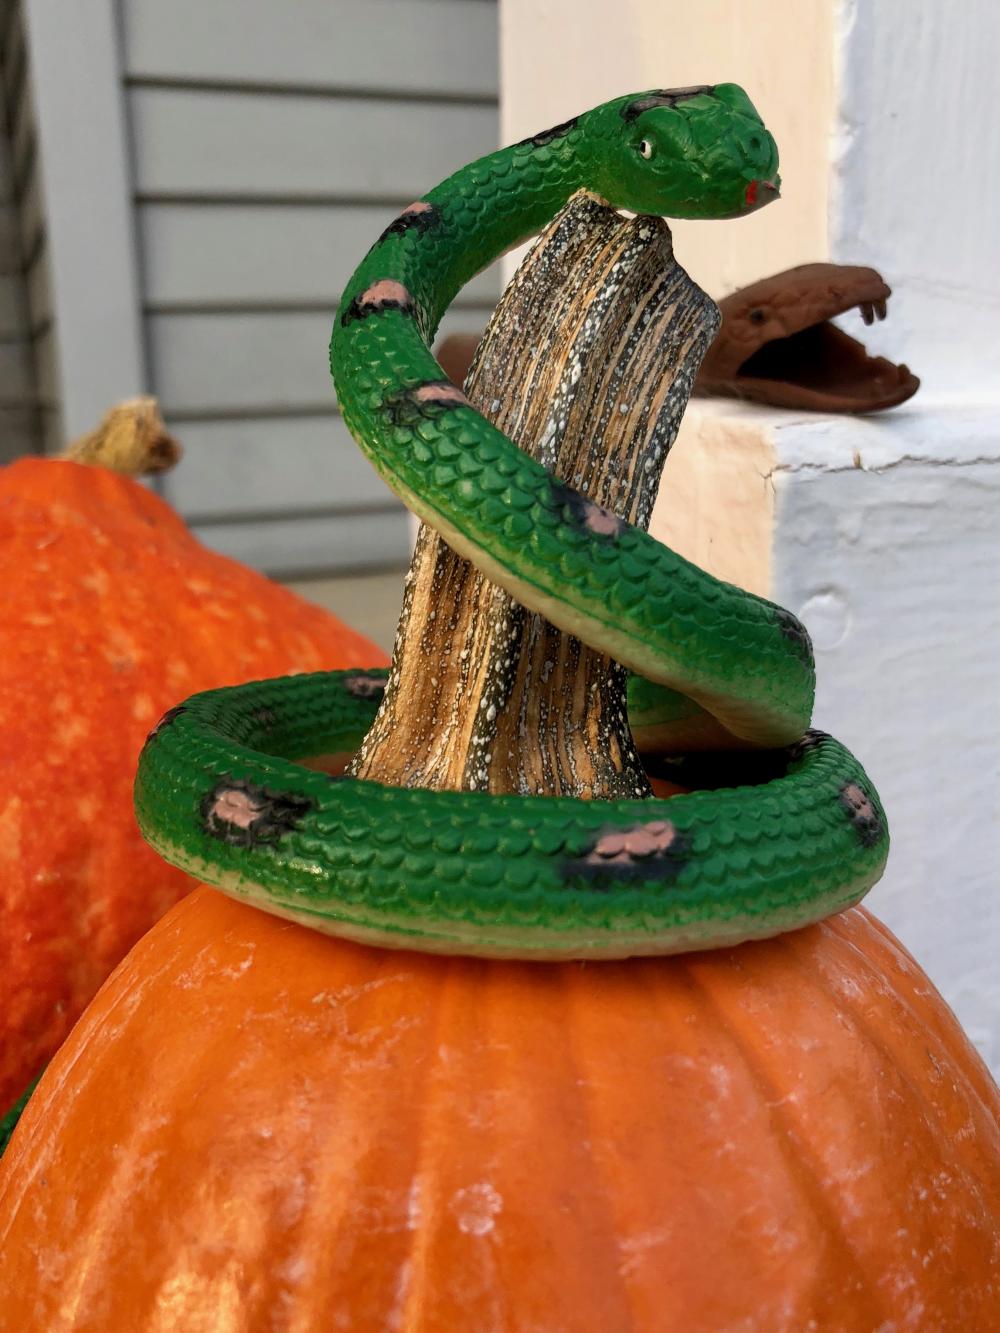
{"left": 0, "top": 412, "right": 388, "bottom": 1110}
{"left": 2, "top": 887, "right": 997, "bottom": 1330}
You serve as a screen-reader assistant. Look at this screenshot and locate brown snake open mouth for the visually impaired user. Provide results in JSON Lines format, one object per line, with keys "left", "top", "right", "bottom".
{"left": 438, "top": 262, "right": 920, "bottom": 415}
{"left": 692, "top": 262, "right": 920, "bottom": 413}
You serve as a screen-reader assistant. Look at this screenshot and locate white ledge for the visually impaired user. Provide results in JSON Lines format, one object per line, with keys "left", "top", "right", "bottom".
{"left": 654, "top": 396, "right": 1000, "bottom": 1071}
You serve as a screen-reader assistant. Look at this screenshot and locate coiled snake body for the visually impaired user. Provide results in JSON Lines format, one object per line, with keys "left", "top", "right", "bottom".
{"left": 135, "top": 85, "right": 888, "bottom": 958}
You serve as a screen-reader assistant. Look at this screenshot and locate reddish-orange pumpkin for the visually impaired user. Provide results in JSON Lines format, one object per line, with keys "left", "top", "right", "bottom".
{"left": 1, "top": 887, "right": 997, "bottom": 1330}
{"left": 0, "top": 455, "right": 387, "bottom": 1109}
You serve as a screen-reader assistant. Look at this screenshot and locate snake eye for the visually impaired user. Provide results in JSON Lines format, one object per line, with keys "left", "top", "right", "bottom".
{"left": 637, "top": 139, "right": 654, "bottom": 160}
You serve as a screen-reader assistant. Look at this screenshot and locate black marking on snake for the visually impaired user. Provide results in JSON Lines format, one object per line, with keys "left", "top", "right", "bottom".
{"left": 340, "top": 280, "right": 416, "bottom": 328}
{"left": 621, "top": 87, "right": 716, "bottom": 122}
{"left": 561, "top": 820, "right": 692, "bottom": 890}
{"left": 838, "top": 782, "right": 885, "bottom": 849}
{"left": 342, "top": 674, "right": 386, "bottom": 700}
{"left": 383, "top": 380, "right": 471, "bottom": 427}
{"left": 775, "top": 607, "right": 814, "bottom": 667}
{"left": 549, "top": 480, "right": 625, "bottom": 540}
{"left": 251, "top": 705, "right": 277, "bottom": 729}
{"left": 340, "top": 295, "right": 414, "bottom": 327}
{"left": 146, "top": 703, "right": 187, "bottom": 743}
{"left": 786, "top": 729, "right": 829, "bottom": 764}
{"left": 513, "top": 116, "right": 580, "bottom": 149}
{"left": 376, "top": 203, "right": 442, "bottom": 245}
{"left": 201, "top": 778, "right": 315, "bottom": 849}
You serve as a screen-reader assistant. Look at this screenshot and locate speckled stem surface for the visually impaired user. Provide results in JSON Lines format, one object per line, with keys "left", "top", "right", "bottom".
{"left": 135, "top": 85, "right": 889, "bottom": 957}
{"left": 350, "top": 194, "right": 718, "bottom": 799}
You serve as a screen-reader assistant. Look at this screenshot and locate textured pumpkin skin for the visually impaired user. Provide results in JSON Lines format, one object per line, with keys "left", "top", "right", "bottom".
{"left": 1, "top": 889, "right": 997, "bottom": 1331}
{"left": 0, "top": 459, "right": 387, "bottom": 1109}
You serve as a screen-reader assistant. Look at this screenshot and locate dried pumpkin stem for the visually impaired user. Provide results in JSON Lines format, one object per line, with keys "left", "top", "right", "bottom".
{"left": 352, "top": 191, "right": 719, "bottom": 798}
{"left": 63, "top": 397, "right": 182, "bottom": 476}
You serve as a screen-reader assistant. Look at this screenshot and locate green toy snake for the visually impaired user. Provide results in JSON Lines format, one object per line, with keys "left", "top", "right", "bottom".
{"left": 135, "top": 85, "right": 888, "bottom": 958}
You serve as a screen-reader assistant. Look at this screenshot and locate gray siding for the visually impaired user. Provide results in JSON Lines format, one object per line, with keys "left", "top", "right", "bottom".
{"left": 18, "top": 0, "right": 145, "bottom": 449}
{"left": 0, "top": 0, "right": 44, "bottom": 460}
{"left": 4, "top": 0, "right": 499, "bottom": 576}
{"left": 122, "top": 0, "right": 501, "bottom": 576}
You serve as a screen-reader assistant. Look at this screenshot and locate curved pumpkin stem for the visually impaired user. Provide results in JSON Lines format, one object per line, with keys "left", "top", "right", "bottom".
{"left": 63, "top": 397, "right": 182, "bottom": 476}
{"left": 350, "top": 193, "right": 718, "bottom": 799}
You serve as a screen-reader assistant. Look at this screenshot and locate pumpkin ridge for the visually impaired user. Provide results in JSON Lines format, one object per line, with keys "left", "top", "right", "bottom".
{"left": 561, "top": 960, "right": 694, "bottom": 1327}
{"left": 775, "top": 929, "right": 1000, "bottom": 1218}
{"left": 411, "top": 959, "right": 506, "bottom": 1327}
{"left": 659, "top": 952, "right": 872, "bottom": 1323}
{"left": 385, "top": 956, "right": 451, "bottom": 1332}
{"left": 497, "top": 962, "right": 638, "bottom": 1329}
{"left": 834, "top": 913, "right": 997, "bottom": 1099}
{"left": 284, "top": 945, "right": 436, "bottom": 1325}
{"left": 782, "top": 935, "right": 1000, "bottom": 1326}
{"left": 682, "top": 951, "right": 890, "bottom": 1327}
{"left": 816, "top": 914, "right": 997, "bottom": 1110}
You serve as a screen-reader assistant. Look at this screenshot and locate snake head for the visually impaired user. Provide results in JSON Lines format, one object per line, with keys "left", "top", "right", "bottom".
{"left": 591, "top": 83, "right": 780, "bottom": 220}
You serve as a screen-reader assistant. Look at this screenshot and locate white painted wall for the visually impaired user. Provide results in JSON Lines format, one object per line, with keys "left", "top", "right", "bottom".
{"left": 500, "top": 0, "right": 835, "bottom": 293}
{"left": 501, "top": 0, "right": 1000, "bottom": 1067}
{"left": 831, "top": 2, "right": 1000, "bottom": 401}
{"left": 657, "top": 400, "right": 1000, "bottom": 1065}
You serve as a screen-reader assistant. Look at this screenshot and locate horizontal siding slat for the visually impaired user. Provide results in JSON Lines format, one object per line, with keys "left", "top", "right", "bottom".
{"left": 0, "top": 402, "right": 40, "bottom": 461}
{"left": 40, "top": 403, "right": 62, "bottom": 454}
{"left": 122, "top": 0, "right": 497, "bottom": 100}
{"left": 8, "top": 79, "right": 31, "bottom": 193}
{"left": 0, "top": 206, "right": 20, "bottom": 272}
{"left": 32, "top": 321, "right": 57, "bottom": 402}
{"left": 140, "top": 202, "right": 502, "bottom": 307}
{"left": 0, "top": 334, "right": 34, "bottom": 402}
{"left": 129, "top": 87, "right": 498, "bottom": 200}
{"left": 0, "top": 270, "right": 26, "bottom": 337}
{"left": 0, "top": 2, "right": 26, "bottom": 122}
{"left": 192, "top": 507, "right": 411, "bottom": 578}
{"left": 148, "top": 306, "right": 493, "bottom": 414}
{"left": 6, "top": 2, "right": 32, "bottom": 194}
{"left": 0, "top": 113, "right": 14, "bottom": 203}
{"left": 24, "top": 242, "right": 49, "bottom": 325}
{"left": 17, "top": 161, "right": 43, "bottom": 259}
{"left": 162, "top": 414, "right": 396, "bottom": 518}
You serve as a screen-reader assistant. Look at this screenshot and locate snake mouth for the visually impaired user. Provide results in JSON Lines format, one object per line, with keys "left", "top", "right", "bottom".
{"left": 695, "top": 262, "right": 920, "bottom": 413}
{"left": 743, "top": 178, "right": 780, "bottom": 212}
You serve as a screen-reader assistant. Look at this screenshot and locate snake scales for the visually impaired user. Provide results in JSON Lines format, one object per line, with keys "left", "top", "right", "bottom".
{"left": 135, "top": 85, "right": 888, "bottom": 958}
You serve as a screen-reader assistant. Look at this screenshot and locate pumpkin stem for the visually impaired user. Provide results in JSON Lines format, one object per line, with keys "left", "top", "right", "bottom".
{"left": 63, "top": 397, "right": 182, "bottom": 476}
{"left": 349, "top": 191, "right": 719, "bottom": 798}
